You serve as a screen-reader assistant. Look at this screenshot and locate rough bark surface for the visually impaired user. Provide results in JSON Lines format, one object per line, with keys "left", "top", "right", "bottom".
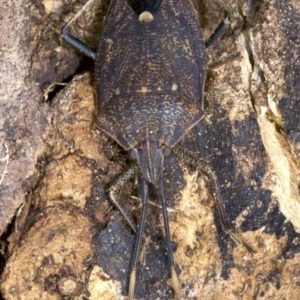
{"left": 1, "top": 0, "right": 300, "bottom": 299}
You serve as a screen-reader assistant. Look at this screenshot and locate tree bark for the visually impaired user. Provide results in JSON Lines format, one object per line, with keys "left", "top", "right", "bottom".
{"left": 1, "top": 0, "right": 300, "bottom": 299}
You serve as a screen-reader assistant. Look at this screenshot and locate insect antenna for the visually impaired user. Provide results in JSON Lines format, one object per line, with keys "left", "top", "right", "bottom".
{"left": 128, "top": 178, "right": 148, "bottom": 300}
{"left": 159, "top": 175, "right": 181, "bottom": 300}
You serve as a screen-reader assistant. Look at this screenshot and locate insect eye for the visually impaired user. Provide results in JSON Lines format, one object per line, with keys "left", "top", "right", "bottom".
{"left": 129, "top": 149, "right": 138, "bottom": 160}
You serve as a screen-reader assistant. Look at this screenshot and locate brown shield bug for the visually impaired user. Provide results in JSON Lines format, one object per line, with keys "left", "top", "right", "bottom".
{"left": 61, "top": 0, "right": 235, "bottom": 298}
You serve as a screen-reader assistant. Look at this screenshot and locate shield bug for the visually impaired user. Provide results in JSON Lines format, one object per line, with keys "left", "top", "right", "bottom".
{"left": 61, "top": 0, "right": 234, "bottom": 298}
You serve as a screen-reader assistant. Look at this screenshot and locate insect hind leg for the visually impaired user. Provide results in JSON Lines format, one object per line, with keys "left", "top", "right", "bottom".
{"left": 172, "top": 147, "right": 255, "bottom": 254}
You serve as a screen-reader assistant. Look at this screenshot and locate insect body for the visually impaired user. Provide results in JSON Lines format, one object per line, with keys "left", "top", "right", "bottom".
{"left": 95, "top": 0, "right": 206, "bottom": 179}
{"left": 62, "top": 0, "right": 209, "bottom": 298}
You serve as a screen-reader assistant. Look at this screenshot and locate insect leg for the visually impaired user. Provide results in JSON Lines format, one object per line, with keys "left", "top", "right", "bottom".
{"left": 210, "top": 54, "right": 240, "bottom": 72}
{"left": 128, "top": 179, "right": 149, "bottom": 300}
{"left": 61, "top": 0, "right": 97, "bottom": 60}
{"left": 108, "top": 165, "right": 138, "bottom": 233}
{"left": 61, "top": 30, "right": 96, "bottom": 60}
{"left": 137, "top": 242, "right": 147, "bottom": 281}
{"left": 172, "top": 147, "right": 255, "bottom": 255}
{"left": 159, "top": 176, "right": 181, "bottom": 300}
{"left": 205, "top": 16, "right": 230, "bottom": 49}
{"left": 205, "top": 53, "right": 241, "bottom": 119}
{"left": 200, "top": 163, "right": 255, "bottom": 254}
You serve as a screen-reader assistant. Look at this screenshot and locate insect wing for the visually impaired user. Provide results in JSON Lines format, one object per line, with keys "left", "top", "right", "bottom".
{"left": 95, "top": 0, "right": 206, "bottom": 149}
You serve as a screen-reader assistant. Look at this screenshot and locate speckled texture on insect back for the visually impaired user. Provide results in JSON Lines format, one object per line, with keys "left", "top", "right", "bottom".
{"left": 95, "top": 0, "right": 206, "bottom": 149}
